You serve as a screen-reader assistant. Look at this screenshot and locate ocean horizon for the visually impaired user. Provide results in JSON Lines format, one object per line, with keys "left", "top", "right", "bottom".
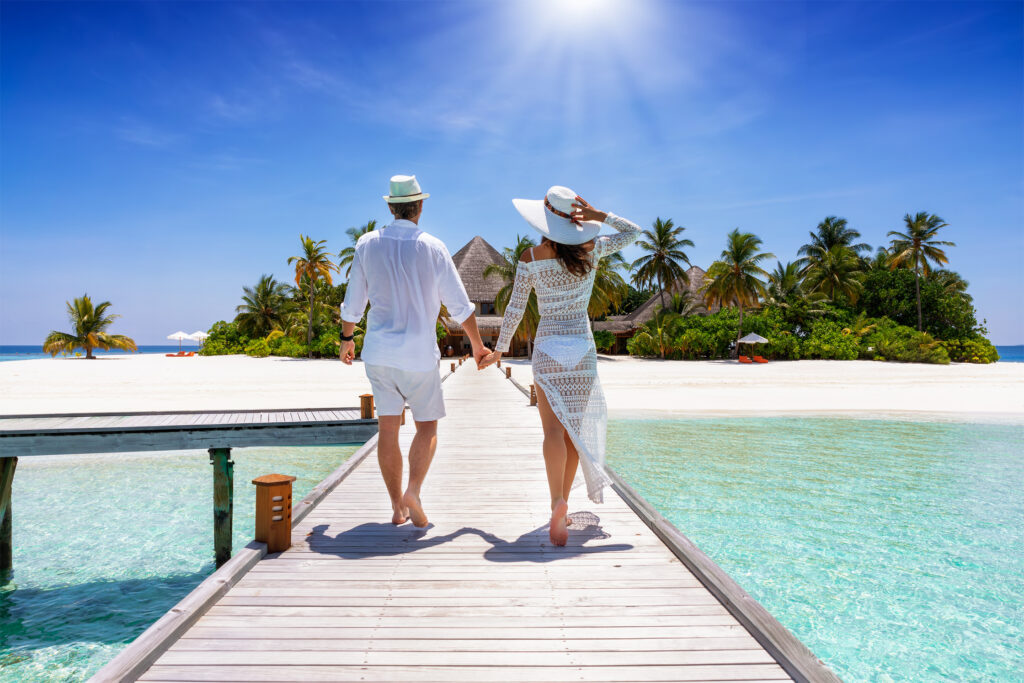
{"left": 3, "top": 344, "right": 1023, "bottom": 362}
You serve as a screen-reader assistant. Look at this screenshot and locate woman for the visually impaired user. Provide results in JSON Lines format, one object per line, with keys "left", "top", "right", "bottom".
{"left": 480, "top": 186, "right": 640, "bottom": 546}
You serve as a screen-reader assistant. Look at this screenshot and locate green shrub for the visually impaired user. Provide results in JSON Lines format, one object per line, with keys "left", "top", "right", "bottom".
{"left": 939, "top": 338, "right": 999, "bottom": 364}
{"left": 199, "top": 321, "right": 249, "bottom": 356}
{"left": 244, "top": 338, "right": 271, "bottom": 358}
{"left": 593, "top": 330, "right": 616, "bottom": 353}
{"left": 626, "top": 331, "right": 659, "bottom": 357}
{"left": 273, "top": 337, "right": 307, "bottom": 358}
{"left": 765, "top": 331, "right": 801, "bottom": 360}
{"left": 863, "top": 321, "right": 949, "bottom": 364}
{"left": 801, "top": 321, "right": 860, "bottom": 360}
{"left": 310, "top": 328, "right": 340, "bottom": 358}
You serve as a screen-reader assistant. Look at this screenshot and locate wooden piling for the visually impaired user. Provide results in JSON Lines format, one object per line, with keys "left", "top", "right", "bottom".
{"left": 450, "top": 362, "right": 456, "bottom": 372}
{"left": 359, "top": 394, "right": 375, "bottom": 419}
{"left": 252, "top": 474, "right": 296, "bottom": 553}
{"left": 496, "top": 359, "right": 501, "bottom": 368}
{"left": 505, "top": 367, "right": 511, "bottom": 379}
{"left": 208, "top": 448, "right": 234, "bottom": 568}
{"left": 0, "top": 457, "right": 15, "bottom": 572}
{"left": 529, "top": 384, "right": 537, "bottom": 406}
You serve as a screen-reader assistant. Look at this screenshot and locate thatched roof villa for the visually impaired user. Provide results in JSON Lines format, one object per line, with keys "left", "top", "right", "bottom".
{"left": 440, "top": 237, "right": 713, "bottom": 356}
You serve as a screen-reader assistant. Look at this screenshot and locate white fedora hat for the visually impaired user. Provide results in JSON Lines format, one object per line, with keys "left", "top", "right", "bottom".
{"left": 383, "top": 174, "right": 430, "bottom": 203}
{"left": 512, "top": 186, "right": 602, "bottom": 246}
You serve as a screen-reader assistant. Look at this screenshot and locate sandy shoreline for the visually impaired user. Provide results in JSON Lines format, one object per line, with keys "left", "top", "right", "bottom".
{"left": 2, "top": 353, "right": 1022, "bottom": 419}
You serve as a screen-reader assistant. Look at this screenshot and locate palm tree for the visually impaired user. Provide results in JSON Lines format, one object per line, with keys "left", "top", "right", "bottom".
{"left": 887, "top": 212, "right": 955, "bottom": 331}
{"left": 338, "top": 219, "right": 377, "bottom": 277}
{"left": 802, "top": 245, "right": 864, "bottom": 304}
{"left": 766, "top": 261, "right": 804, "bottom": 304}
{"left": 235, "top": 275, "right": 293, "bottom": 337}
{"left": 866, "top": 245, "right": 892, "bottom": 272}
{"left": 43, "top": 295, "right": 137, "bottom": 359}
{"left": 589, "top": 252, "right": 630, "bottom": 319}
{"left": 631, "top": 218, "right": 694, "bottom": 311}
{"left": 484, "top": 235, "right": 540, "bottom": 352}
{"left": 288, "top": 235, "right": 338, "bottom": 356}
{"left": 703, "top": 230, "right": 774, "bottom": 356}
{"left": 797, "top": 216, "right": 870, "bottom": 267}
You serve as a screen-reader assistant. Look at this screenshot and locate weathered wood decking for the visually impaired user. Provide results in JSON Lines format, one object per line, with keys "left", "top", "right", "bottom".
{"left": 99, "top": 366, "right": 838, "bottom": 682}
{"left": 0, "top": 408, "right": 377, "bottom": 456}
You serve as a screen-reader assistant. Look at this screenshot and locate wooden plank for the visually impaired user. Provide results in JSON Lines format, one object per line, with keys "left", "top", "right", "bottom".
{"left": 137, "top": 664, "right": 791, "bottom": 682}
{"left": 0, "top": 421, "right": 378, "bottom": 456}
{"left": 169, "top": 636, "right": 763, "bottom": 651}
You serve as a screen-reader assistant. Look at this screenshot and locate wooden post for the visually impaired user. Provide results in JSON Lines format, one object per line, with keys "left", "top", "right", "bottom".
{"left": 529, "top": 384, "right": 538, "bottom": 406}
{"left": 400, "top": 407, "right": 406, "bottom": 426}
{"left": 496, "top": 359, "right": 501, "bottom": 368}
{"left": 505, "top": 367, "right": 512, "bottom": 379}
{"left": 359, "top": 393, "right": 375, "bottom": 419}
{"left": 450, "top": 362, "right": 456, "bottom": 372}
{"left": 208, "top": 448, "right": 234, "bottom": 568}
{"left": 252, "top": 474, "right": 296, "bottom": 553}
{"left": 0, "top": 457, "right": 16, "bottom": 572}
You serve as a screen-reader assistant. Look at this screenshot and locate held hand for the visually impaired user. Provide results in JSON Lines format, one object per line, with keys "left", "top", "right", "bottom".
{"left": 478, "top": 350, "right": 502, "bottom": 370}
{"left": 339, "top": 340, "right": 356, "bottom": 365}
{"left": 473, "top": 345, "right": 490, "bottom": 368}
{"left": 570, "top": 195, "right": 607, "bottom": 225}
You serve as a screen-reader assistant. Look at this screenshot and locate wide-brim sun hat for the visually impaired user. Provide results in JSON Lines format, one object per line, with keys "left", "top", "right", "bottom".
{"left": 512, "top": 186, "right": 602, "bottom": 246}
{"left": 384, "top": 174, "right": 430, "bottom": 203}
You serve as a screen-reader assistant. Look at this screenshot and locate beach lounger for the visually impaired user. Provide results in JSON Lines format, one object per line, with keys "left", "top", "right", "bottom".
{"left": 738, "top": 355, "right": 752, "bottom": 363}
{"left": 754, "top": 355, "right": 769, "bottom": 363}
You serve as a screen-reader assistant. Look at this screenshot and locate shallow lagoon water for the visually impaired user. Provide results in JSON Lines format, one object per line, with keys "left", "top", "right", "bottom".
{"left": 0, "top": 445, "right": 358, "bottom": 682}
{"left": 608, "top": 416, "right": 1024, "bottom": 682}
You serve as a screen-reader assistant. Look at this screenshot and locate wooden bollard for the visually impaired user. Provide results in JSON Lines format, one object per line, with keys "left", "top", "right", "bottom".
{"left": 505, "top": 367, "right": 512, "bottom": 379}
{"left": 252, "top": 474, "right": 296, "bottom": 553}
{"left": 359, "top": 393, "right": 375, "bottom": 419}
{"left": 450, "top": 362, "right": 456, "bottom": 372}
{"left": 401, "top": 407, "right": 406, "bottom": 425}
{"left": 496, "top": 359, "right": 501, "bottom": 368}
{"left": 459, "top": 358, "right": 463, "bottom": 365}
{"left": 529, "top": 384, "right": 538, "bottom": 406}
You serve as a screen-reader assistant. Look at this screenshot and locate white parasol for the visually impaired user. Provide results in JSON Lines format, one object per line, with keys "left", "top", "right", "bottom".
{"left": 167, "top": 330, "right": 192, "bottom": 352}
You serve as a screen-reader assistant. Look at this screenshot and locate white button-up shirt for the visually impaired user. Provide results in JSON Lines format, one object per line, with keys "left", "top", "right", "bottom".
{"left": 340, "top": 220, "right": 474, "bottom": 372}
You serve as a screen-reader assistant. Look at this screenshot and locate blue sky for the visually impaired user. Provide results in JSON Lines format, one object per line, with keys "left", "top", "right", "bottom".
{"left": 1, "top": 0, "right": 1021, "bottom": 344}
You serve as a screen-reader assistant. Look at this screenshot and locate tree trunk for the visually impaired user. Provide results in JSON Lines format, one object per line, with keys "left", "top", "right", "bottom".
{"left": 86, "top": 347, "right": 94, "bottom": 359}
{"left": 657, "top": 273, "right": 666, "bottom": 359}
{"left": 736, "top": 302, "right": 744, "bottom": 359}
{"left": 307, "top": 292, "right": 314, "bottom": 358}
{"left": 915, "top": 270, "right": 923, "bottom": 332}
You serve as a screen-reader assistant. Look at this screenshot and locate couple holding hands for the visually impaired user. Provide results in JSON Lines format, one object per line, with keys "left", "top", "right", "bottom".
{"left": 339, "top": 175, "right": 639, "bottom": 545}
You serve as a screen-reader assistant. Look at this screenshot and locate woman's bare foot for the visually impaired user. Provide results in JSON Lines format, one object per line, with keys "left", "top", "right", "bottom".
{"left": 550, "top": 500, "right": 569, "bottom": 546}
{"left": 392, "top": 506, "right": 408, "bottom": 525}
{"left": 403, "top": 490, "right": 428, "bottom": 527}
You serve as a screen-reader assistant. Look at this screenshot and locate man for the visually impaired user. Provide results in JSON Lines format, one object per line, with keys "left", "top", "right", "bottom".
{"left": 340, "top": 174, "right": 487, "bottom": 527}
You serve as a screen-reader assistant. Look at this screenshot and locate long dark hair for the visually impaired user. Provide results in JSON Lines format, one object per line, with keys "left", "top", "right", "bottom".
{"left": 542, "top": 237, "right": 594, "bottom": 277}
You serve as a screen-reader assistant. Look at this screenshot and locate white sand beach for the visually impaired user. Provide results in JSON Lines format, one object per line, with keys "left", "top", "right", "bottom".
{"left": 2, "top": 353, "right": 1022, "bottom": 418}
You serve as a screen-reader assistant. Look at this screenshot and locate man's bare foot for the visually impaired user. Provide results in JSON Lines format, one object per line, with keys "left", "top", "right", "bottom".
{"left": 391, "top": 507, "right": 408, "bottom": 525}
{"left": 403, "top": 490, "right": 428, "bottom": 527}
{"left": 550, "top": 500, "right": 569, "bottom": 546}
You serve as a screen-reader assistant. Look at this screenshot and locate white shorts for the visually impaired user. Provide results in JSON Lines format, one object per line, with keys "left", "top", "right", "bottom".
{"left": 364, "top": 363, "right": 445, "bottom": 422}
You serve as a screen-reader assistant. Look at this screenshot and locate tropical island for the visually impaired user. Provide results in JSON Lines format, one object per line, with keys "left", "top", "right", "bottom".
{"left": 193, "top": 211, "right": 998, "bottom": 365}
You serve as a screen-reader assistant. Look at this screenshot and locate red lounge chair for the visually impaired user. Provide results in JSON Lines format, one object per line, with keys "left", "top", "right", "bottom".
{"left": 754, "top": 355, "right": 769, "bottom": 363}
{"left": 165, "top": 353, "right": 177, "bottom": 357}
{"left": 738, "top": 355, "right": 752, "bottom": 363}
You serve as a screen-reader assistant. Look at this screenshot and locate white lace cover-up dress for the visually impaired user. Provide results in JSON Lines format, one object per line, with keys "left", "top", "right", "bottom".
{"left": 495, "top": 213, "right": 641, "bottom": 503}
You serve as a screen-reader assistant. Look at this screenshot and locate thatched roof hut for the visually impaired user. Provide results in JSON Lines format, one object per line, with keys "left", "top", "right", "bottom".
{"left": 594, "top": 265, "right": 716, "bottom": 334}
{"left": 451, "top": 236, "right": 506, "bottom": 303}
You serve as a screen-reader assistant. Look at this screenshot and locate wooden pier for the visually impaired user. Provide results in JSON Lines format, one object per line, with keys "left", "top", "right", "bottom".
{"left": 93, "top": 366, "right": 839, "bottom": 682}
{"left": 0, "top": 407, "right": 377, "bottom": 570}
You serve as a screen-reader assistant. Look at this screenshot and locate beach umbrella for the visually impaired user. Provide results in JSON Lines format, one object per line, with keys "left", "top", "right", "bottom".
{"left": 166, "top": 331, "right": 191, "bottom": 352}
{"left": 738, "top": 333, "right": 769, "bottom": 344}
{"left": 189, "top": 331, "right": 209, "bottom": 344}
{"left": 737, "top": 332, "right": 768, "bottom": 360}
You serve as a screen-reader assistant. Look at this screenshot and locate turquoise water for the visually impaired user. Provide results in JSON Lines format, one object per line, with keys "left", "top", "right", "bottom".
{"left": 0, "top": 345, "right": 195, "bottom": 362}
{"left": 608, "top": 417, "right": 1024, "bottom": 682}
{"left": 0, "top": 445, "right": 358, "bottom": 682}
{"left": 996, "top": 345, "right": 1024, "bottom": 362}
